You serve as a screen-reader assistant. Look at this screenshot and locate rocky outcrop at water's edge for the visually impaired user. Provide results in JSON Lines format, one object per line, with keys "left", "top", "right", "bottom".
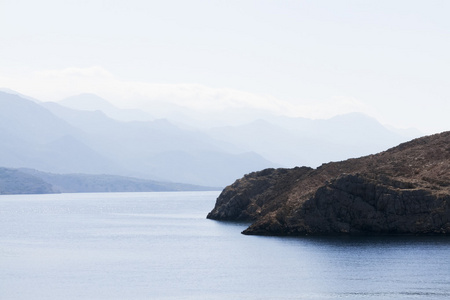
{"left": 207, "top": 131, "right": 450, "bottom": 236}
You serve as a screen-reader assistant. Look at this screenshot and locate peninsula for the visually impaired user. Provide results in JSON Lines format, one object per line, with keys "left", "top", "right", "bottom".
{"left": 207, "top": 131, "right": 450, "bottom": 235}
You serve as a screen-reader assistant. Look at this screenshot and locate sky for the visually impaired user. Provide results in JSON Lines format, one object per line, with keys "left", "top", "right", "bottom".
{"left": 1, "top": 0, "right": 449, "bottom": 133}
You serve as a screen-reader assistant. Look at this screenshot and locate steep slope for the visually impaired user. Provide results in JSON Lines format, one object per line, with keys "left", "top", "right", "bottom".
{"left": 0, "top": 91, "right": 77, "bottom": 144}
{"left": 208, "top": 131, "right": 450, "bottom": 235}
{"left": 0, "top": 91, "right": 123, "bottom": 174}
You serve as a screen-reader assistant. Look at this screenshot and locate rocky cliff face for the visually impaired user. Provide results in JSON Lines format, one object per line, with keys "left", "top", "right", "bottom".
{"left": 207, "top": 131, "right": 450, "bottom": 235}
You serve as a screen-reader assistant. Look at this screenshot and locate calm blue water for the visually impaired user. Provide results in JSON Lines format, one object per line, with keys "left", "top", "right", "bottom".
{"left": 1, "top": 191, "right": 450, "bottom": 300}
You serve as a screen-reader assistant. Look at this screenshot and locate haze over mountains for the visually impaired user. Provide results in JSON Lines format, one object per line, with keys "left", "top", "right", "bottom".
{"left": 0, "top": 90, "right": 422, "bottom": 188}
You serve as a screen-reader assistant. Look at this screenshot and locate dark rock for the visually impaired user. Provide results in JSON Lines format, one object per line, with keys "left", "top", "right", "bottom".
{"left": 207, "top": 167, "right": 312, "bottom": 221}
{"left": 207, "top": 131, "right": 450, "bottom": 236}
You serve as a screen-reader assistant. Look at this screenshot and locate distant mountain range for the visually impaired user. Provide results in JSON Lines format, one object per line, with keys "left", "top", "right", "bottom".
{"left": 58, "top": 93, "right": 155, "bottom": 122}
{"left": 0, "top": 89, "right": 423, "bottom": 190}
{"left": 0, "top": 90, "right": 275, "bottom": 187}
{"left": 0, "top": 167, "right": 217, "bottom": 195}
{"left": 207, "top": 113, "right": 417, "bottom": 167}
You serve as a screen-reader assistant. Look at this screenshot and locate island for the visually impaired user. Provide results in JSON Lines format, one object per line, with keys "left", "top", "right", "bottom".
{"left": 207, "top": 131, "right": 450, "bottom": 235}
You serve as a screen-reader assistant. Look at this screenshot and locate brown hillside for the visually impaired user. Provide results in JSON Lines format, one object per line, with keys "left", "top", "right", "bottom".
{"left": 207, "top": 131, "right": 450, "bottom": 235}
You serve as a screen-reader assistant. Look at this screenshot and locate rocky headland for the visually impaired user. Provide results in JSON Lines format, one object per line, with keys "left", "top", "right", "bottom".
{"left": 207, "top": 131, "right": 450, "bottom": 235}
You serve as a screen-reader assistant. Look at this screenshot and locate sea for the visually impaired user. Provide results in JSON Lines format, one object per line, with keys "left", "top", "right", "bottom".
{"left": 1, "top": 191, "right": 450, "bottom": 300}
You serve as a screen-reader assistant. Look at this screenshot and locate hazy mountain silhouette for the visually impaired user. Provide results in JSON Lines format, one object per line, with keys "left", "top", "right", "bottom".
{"left": 59, "top": 93, "right": 154, "bottom": 122}
{"left": 1, "top": 91, "right": 275, "bottom": 186}
{"left": 0, "top": 88, "right": 42, "bottom": 103}
{"left": 207, "top": 113, "right": 419, "bottom": 167}
{"left": 0, "top": 90, "right": 424, "bottom": 188}
{"left": 19, "top": 168, "right": 219, "bottom": 193}
{"left": 0, "top": 92, "right": 122, "bottom": 174}
{"left": 44, "top": 99, "right": 274, "bottom": 185}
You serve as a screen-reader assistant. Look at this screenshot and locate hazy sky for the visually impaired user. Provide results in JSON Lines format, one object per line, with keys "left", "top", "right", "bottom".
{"left": 1, "top": 0, "right": 449, "bottom": 133}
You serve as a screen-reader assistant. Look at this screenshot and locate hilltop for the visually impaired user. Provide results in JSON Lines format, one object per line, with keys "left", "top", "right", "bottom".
{"left": 207, "top": 131, "right": 450, "bottom": 235}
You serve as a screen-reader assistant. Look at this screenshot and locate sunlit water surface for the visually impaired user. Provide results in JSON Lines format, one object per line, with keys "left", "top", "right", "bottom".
{"left": 1, "top": 191, "right": 450, "bottom": 299}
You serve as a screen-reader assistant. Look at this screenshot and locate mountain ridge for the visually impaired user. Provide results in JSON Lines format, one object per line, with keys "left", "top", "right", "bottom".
{"left": 0, "top": 91, "right": 276, "bottom": 186}
{"left": 207, "top": 113, "right": 418, "bottom": 167}
{"left": 0, "top": 167, "right": 219, "bottom": 194}
{"left": 0, "top": 89, "right": 424, "bottom": 188}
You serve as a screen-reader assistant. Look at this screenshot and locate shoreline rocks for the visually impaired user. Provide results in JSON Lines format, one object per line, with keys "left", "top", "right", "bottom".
{"left": 207, "top": 131, "right": 450, "bottom": 236}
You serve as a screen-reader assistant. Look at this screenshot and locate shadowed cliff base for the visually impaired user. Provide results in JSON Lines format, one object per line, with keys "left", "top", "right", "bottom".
{"left": 207, "top": 131, "right": 450, "bottom": 236}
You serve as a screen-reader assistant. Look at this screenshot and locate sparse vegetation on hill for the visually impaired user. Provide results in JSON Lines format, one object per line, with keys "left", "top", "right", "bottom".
{"left": 208, "top": 131, "right": 450, "bottom": 235}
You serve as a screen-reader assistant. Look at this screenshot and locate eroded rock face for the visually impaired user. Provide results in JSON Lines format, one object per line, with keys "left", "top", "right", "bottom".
{"left": 207, "top": 131, "right": 450, "bottom": 236}
{"left": 207, "top": 167, "right": 313, "bottom": 221}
